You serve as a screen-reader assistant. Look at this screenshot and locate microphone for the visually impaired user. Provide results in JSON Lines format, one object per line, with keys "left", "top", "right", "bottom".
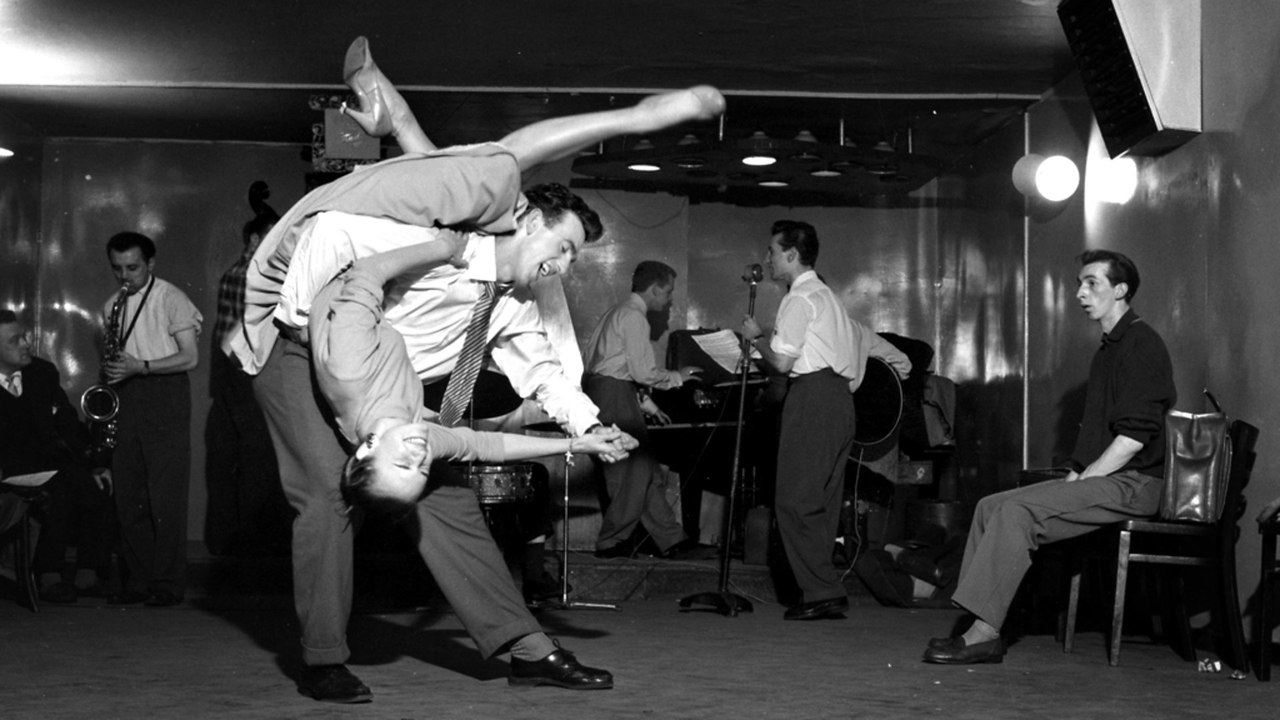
{"left": 742, "top": 263, "right": 763, "bottom": 284}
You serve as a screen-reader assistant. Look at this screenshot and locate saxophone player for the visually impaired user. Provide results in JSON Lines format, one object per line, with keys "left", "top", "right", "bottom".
{"left": 99, "top": 232, "right": 202, "bottom": 607}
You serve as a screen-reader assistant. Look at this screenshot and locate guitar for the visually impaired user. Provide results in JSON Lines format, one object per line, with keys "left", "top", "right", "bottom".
{"left": 852, "top": 355, "right": 904, "bottom": 446}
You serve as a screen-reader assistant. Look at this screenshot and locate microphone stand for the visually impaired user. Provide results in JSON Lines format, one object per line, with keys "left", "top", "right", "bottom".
{"left": 679, "top": 266, "right": 762, "bottom": 616}
{"left": 545, "top": 447, "right": 618, "bottom": 611}
{"left": 517, "top": 422, "right": 619, "bottom": 612}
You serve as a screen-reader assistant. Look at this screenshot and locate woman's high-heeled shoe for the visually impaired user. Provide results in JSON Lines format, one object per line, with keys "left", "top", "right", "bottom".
{"left": 341, "top": 36, "right": 393, "bottom": 137}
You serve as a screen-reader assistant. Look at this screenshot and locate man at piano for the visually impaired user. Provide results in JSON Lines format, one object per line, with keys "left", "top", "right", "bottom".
{"left": 584, "top": 261, "right": 716, "bottom": 560}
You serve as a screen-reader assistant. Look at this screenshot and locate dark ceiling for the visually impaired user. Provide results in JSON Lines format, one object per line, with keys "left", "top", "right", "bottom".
{"left": 0, "top": 0, "right": 1078, "bottom": 203}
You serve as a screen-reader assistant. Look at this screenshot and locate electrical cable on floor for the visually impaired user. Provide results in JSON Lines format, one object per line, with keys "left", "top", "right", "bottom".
{"left": 838, "top": 445, "right": 866, "bottom": 583}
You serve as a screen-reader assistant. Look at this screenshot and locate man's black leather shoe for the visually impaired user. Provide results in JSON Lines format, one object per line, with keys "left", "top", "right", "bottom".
{"left": 509, "top": 647, "right": 613, "bottom": 690}
{"left": 298, "top": 664, "right": 373, "bottom": 703}
{"left": 783, "top": 596, "right": 849, "bottom": 620}
{"left": 928, "top": 635, "right": 962, "bottom": 651}
{"left": 922, "top": 636, "right": 1006, "bottom": 664}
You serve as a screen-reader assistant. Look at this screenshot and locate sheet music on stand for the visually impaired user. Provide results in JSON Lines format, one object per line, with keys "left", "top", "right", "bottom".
{"left": 1, "top": 470, "right": 57, "bottom": 488}
{"left": 690, "top": 329, "right": 760, "bottom": 377}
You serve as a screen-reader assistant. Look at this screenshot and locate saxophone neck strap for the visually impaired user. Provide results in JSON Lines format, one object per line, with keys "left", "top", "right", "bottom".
{"left": 118, "top": 276, "right": 155, "bottom": 349}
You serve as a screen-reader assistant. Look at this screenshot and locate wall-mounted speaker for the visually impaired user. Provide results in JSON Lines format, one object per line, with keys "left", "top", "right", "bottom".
{"left": 1058, "top": 0, "right": 1201, "bottom": 158}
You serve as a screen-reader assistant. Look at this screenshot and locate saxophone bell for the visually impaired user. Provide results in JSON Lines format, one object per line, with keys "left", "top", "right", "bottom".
{"left": 84, "top": 282, "right": 128, "bottom": 451}
{"left": 81, "top": 383, "right": 120, "bottom": 423}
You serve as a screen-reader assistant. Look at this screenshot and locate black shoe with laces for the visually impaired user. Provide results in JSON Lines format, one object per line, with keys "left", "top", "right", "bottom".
{"left": 509, "top": 645, "right": 613, "bottom": 690}
{"left": 298, "top": 664, "right": 373, "bottom": 704}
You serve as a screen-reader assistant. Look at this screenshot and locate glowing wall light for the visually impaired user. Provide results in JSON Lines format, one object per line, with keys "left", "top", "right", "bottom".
{"left": 1086, "top": 156, "right": 1138, "bottom": 205}
{"left": 1012, "top": 154, "right": 1081, "bottom": 202}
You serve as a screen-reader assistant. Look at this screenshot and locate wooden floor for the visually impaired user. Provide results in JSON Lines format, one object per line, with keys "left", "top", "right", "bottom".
{"left": 2, "top": 551, "right": 1273, "bottom": 720}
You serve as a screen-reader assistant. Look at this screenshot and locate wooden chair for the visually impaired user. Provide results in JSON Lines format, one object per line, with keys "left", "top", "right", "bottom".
{"left": 1062, "top": 420, "right": 1259, "bottom": 670}
{"left": 0, "top": 483, "right": 44, "bottom": 612}
{"left": 1255, "top": 502, "right": 1280, "bottom": 679}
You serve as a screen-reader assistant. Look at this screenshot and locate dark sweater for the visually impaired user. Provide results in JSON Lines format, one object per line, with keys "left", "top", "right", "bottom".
{"left": 1071, "top": 310, "right": 1176, "bottom": 477}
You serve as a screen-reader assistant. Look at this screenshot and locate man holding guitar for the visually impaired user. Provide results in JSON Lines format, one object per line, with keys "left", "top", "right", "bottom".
{"left": 742, "top": 220, "right": 909, "bottom": 621}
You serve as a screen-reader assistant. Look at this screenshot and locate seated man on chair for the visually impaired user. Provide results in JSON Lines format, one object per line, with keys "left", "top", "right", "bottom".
{"left": 0, "top": 309, "right": 115, "bottom": 603}
{"left": 923, "top": 249, "right": 1176, "bottom": 664}
{"left": 583, "top": 260, "right": 709, "bottom": 561}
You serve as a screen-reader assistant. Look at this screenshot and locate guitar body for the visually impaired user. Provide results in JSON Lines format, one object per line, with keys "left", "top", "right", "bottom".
{"left": 852, "top": 355, "right": 904, "bottom": 446}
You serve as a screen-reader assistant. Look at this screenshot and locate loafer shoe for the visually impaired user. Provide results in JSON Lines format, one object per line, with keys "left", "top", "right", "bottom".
{"left": 927, "top": 635, "right": 964, "bottom": 651}
{"left": 922, "top": 636, "right": 1006, "bottom": 664}
{"left": 783, "top": 596, "right": 849, "bottom": 621}
{"left": 144, "top": 591, "right": 184, "bottom": 607}
{"left": 39, "top": 581, "right": 78, "bottom": 604}
{"left": 107, "top": 590, "right": 148, "bottom": 606}
{"left": 298, "top": 664, "right": 373, "bottom": 704}
{"left": 509, "top": 646, "right": 613, "bottom": 690}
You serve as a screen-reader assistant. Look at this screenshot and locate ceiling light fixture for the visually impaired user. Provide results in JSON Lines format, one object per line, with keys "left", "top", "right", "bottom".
{"left": 626, "top": 138, "right": 661, "bottom": 172}
{"left": 569, "top": 120, "right": 944, "bottom": 207}
{"left": 788, "top": 130, "right": 821, "bottom": 163}
{"left": 741, "top": 131, "right": 777, "bottom": 167}
{"left": 0, "top": 146, "right": 14, "bottom": 159}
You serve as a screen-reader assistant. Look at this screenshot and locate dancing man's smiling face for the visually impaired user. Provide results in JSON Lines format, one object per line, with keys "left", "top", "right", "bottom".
{"left": 510, "top": 209, "right": 586, "bottom": 288}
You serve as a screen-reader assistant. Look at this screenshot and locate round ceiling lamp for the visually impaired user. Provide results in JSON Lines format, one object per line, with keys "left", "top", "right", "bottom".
{"left": 741, "top": 131, "right": 777, "bottom": 167}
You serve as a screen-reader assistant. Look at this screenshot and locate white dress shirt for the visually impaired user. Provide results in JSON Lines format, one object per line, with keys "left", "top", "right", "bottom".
{"left": 256, "top": 210, "right": 600, "bottom": 435}
{"left": 770, "top": 270, "right": 859, "bottom": 382}
{"left": 0, "top": 370, "right": 21, "bottom": 397}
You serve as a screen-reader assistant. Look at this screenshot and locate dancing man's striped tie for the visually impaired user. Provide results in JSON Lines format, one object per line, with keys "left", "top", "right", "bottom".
{"left": 437, "top": 282, "right": 498, "bottom": 427}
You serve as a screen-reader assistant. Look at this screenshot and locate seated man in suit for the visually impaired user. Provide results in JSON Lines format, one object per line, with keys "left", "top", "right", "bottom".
{"left": 0, "top": 309, "right": 115, "bottom": 603}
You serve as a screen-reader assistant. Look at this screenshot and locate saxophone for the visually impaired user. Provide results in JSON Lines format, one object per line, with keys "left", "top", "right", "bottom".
{"left": 82, "top": 283, "right": 127, "bottom": 452}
